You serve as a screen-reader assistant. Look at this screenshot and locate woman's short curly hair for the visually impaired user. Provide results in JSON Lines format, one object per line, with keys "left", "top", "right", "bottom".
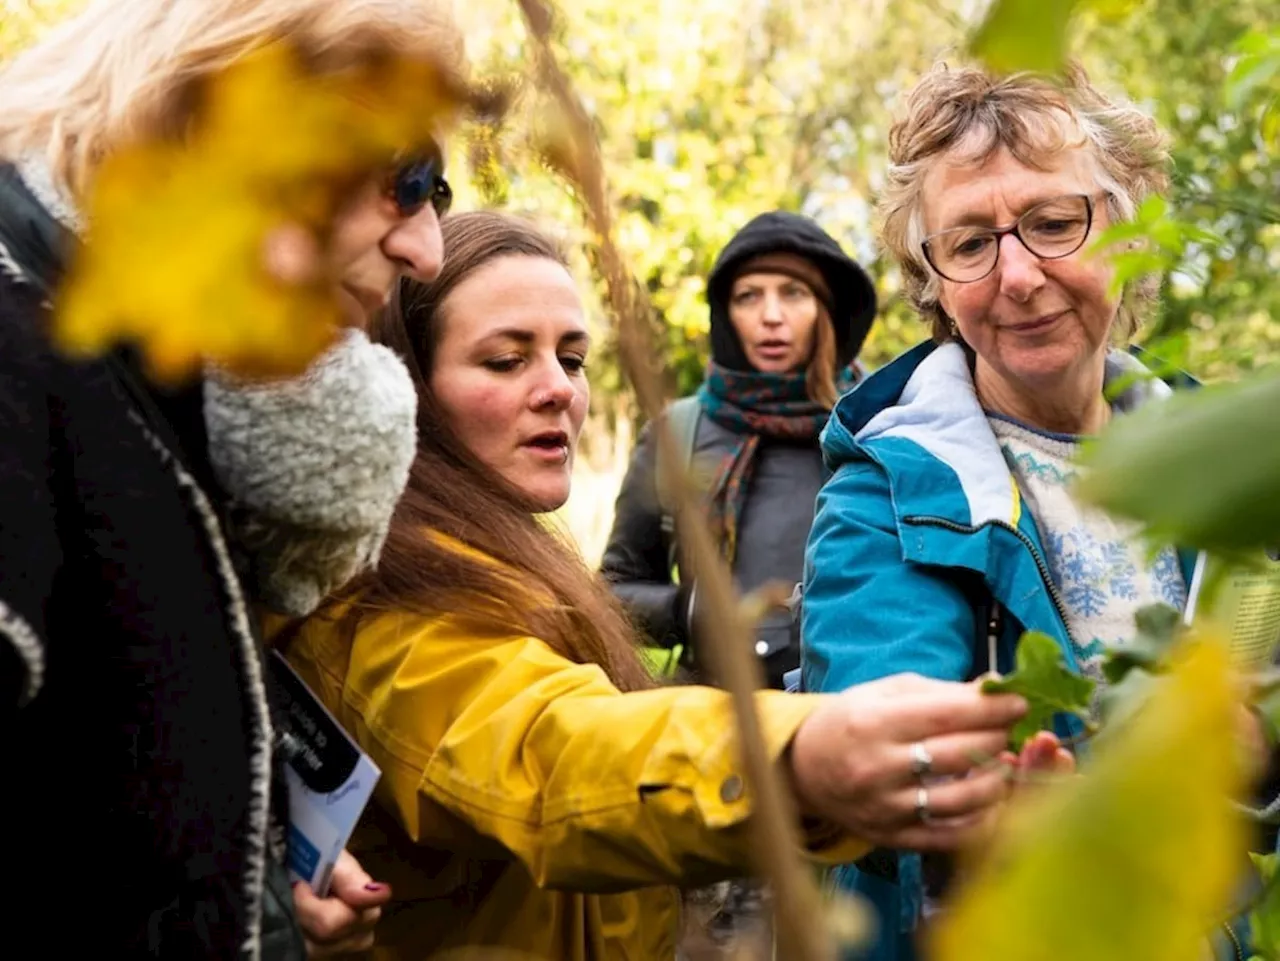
{"left": 877, "top": 62, "right": 1171, "bottom": 343}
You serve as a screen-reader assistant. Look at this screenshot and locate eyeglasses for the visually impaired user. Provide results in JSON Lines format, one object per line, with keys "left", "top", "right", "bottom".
{"left": 385, "top": 146, "right": 452, "bottom": 219}
{"left": 921, "top": 193, "right": 1099, "bottom": 284}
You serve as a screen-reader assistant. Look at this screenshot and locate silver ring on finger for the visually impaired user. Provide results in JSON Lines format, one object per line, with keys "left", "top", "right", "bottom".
{"left": 915, "top": 786, "right": 933, "bottom": 825}
{"left": 910, "top": 740, "right": 934, "bottom": 781}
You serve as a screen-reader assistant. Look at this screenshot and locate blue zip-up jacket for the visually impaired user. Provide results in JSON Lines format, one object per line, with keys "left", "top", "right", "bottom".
{"left": 800, "top": 339, "right": 1202, "bottom": 961}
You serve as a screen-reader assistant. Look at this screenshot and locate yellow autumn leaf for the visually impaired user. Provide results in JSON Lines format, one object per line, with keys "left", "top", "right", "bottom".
{"left": 55, "top": 40, "right": 470, "bottom": 382}
{"left": 930, "top": 632, "right": 1248, "bottom": 961}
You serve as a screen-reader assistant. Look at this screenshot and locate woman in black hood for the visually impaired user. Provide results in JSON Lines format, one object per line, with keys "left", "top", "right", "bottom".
{"left": 600, "top": 211, "right": 876, "bottom": 690}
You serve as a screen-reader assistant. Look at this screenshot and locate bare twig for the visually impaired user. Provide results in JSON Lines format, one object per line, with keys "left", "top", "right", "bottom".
{"left": 515, "top": 2, "right": 843, "bottom": 959}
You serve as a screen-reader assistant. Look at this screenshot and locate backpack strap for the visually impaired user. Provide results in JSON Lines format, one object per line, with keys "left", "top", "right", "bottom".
{"left": 656, "top": 396, "right": 702, "bottom": 574}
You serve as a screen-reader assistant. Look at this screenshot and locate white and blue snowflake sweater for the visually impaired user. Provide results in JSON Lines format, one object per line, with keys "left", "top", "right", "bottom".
{"left": 988, "top": 414, "right": 1187, "bottom": 698}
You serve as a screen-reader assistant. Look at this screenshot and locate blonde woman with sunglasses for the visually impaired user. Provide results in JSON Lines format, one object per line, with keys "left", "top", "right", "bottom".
{"left": 0, "top": 0, "right": 465, "bottom": 955}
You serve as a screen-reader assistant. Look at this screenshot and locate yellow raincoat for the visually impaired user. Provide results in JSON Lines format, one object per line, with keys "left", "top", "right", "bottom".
{"left": 282, "top": 583, "right": 868, "bottom": 959}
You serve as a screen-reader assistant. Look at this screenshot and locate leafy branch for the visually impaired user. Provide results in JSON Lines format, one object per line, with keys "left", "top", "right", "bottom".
{"left": 1225, "top": 26, "right": 1280, "bottom": 149}
{"left": 1090, "top": 193, "right": 1225, "bottom": 294}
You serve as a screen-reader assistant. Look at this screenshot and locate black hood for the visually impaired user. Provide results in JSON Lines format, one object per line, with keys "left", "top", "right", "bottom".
{"left": 706, "top": 211, "right": 877, "bottom": 371}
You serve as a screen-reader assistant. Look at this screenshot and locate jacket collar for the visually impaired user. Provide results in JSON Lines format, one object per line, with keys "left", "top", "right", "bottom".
{"left": 0, "top": 161, "right": 77, "bottom": 294}
{"left": 822, "top": 339, "right": 1175, "bottom": 528}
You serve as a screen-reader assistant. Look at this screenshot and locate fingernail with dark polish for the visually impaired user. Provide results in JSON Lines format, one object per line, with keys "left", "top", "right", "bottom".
{"left": 365, "top": 883, "right": 385, "bottom": 892}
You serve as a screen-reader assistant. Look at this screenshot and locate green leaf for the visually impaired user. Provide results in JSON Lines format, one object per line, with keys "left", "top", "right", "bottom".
{"left": 1096, "top": 664, "right": 1160, "bottom": 739}
{"left": 1183, "top": 223, "right": 1226, "bottom": 246}
{"left": 1079, "top": 0, "right": 1143, "bottom": 20}
{"left": 1102, "top": 368, "right": 1153, "bottom": 403}
{"left": 1251, "top": 671, "right": 1280, "bottom": 749}
{"left": 1102, "top": 603, "right": 1184, "bottom": 684}
{"left": 1077, "top": 373, "right": 1280, "bottom": 552}
{"left": 1110, "top": 334, "right": 1192, "bottom": 401}
{"left": 968, "top": 0, "right": 1145, "bottom": 74}
{"left": 1150, "top": 219, "right": 1187, "bottom": 249}
{"left": 1138, "top": 193, "right": 1170, "bottom": 220}
{"left": 1091, "top": 219, "right": 1154, "bottom": 245}
{"left": 1134, "top": 603, "right": 1184, "bottom": 643}
{"left": 969, "top": 0, "right": 1076, "bottom": 74}
{"left": 1107, "top": 249, "right": 1169, "bottom": 292}
{"left": 982, "top": 631, "right": 1095, "bottom": 750}
{"left": 1250, "top": 852, "right": 1278, "bottom": 884}
{"left": 1250, "top": 852, "right": 1280, "bottom": 958}
{"left": 934, "top": 638, "right": 1247, "bottom": 961}
{"left": 1236, "top": 31, "right": 1278, "bottom": 57}
{"left": 1262, "top": 98, "right": 1280, "bottom": 148}
{"left": 1092, "top": 196, "right": 1224, "bottom": 299}
{"left": 1225, "top": 33, "right": 1280, "bottom": 109}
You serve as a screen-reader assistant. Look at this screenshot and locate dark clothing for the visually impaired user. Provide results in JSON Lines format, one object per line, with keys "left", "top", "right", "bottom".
{"left": 601, "top": 415, "right": 826, "bottom": 689}
{"left": 0, "top": 165, "right": 299, "bottom": 959}
{"left": 602, "top": 211, "right": 874, "bottom": 690}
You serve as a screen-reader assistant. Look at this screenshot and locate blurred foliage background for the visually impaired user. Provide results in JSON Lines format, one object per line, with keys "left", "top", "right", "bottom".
{"left": 4, "top": 0, "right": 1277, "bottom": 559}
{"left": 449, "top": 0, "right": 1280, "bottom": 389}
{"left": 450, "top": 0, "right": 1279, "bottom": 556}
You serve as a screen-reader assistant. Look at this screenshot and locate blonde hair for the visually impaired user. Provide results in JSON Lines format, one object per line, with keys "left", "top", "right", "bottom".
{"left": 878, "top": 63, "right": 1170, "bottom": 343}
{"left": 0, "top": 0, "right": 464, "bottom": 199}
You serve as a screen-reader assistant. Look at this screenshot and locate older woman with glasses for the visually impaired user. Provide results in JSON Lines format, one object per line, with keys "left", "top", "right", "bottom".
{"left": 799, "top": 64, "right": 1273, "bottom": 961}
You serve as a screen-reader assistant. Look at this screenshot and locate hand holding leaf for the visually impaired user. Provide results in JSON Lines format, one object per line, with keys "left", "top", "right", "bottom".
{"left": 982, "top": 631, "right": 1095, "bottom": 751}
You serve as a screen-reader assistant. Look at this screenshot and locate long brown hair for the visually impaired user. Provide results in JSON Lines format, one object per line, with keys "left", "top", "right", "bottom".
{"left": 804, "top": 306, "right": 838, "bottom": 409}
{"left": 346, "top": 210, "right": 651, "bottom": 692}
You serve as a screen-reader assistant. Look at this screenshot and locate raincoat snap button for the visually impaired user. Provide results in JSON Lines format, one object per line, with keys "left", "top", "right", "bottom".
{"left": 719, "top": 774, "right": 745, "bottom": 804}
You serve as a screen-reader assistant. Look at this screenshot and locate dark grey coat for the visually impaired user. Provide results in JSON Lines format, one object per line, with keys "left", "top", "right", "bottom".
{"left": 600, "top": 210, "right": 875, "bottom": 689}
{"left": 600, "top": 412, "right": 826, "bottom": 689}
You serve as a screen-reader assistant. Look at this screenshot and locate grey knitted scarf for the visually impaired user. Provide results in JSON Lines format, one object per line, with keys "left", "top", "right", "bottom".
{"left": 20, "top": 156, "right": 418, "bottom": 617}
{"left": 205, "top": 328, "right": 417, "bottom": 616}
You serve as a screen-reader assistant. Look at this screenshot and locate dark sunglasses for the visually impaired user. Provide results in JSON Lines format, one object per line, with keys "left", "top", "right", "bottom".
{"left": 385, "top": 151, "right": 452, "bottom": 219}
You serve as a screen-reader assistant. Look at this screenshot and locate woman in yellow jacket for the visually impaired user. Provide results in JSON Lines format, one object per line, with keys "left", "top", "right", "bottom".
{"left": 280, "top": 211, "right": 1033, "bottom": 959}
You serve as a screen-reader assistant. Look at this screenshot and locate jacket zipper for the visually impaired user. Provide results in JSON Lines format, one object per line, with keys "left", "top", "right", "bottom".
{"left": 901, "top": 514, "right": 1078, "bottom": 672}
